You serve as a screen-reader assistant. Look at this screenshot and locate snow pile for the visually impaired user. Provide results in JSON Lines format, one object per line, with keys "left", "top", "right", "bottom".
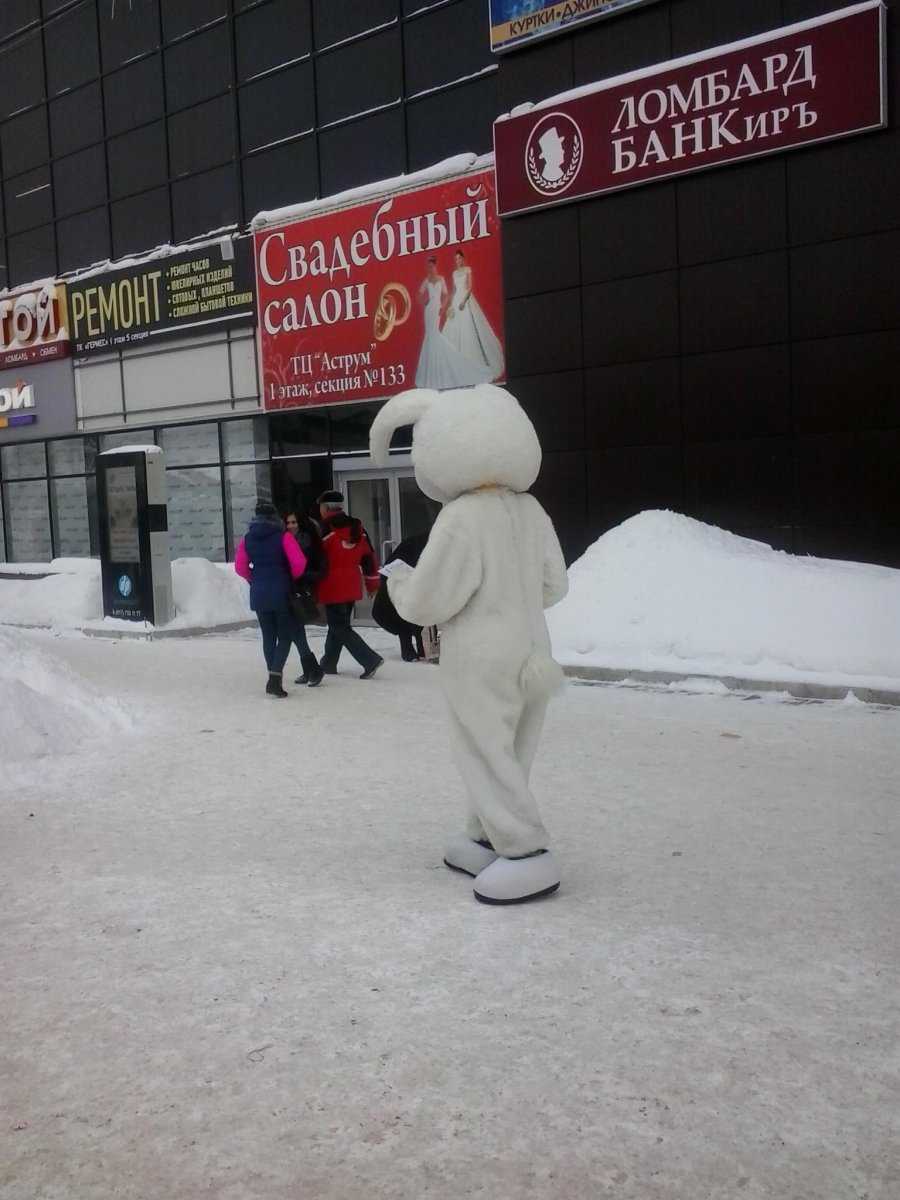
{"left": 0, "top": 631, "right": 132, "bottom": 761}
{"left": 548, "top": 511, "right": 900, "bottom": 690}
{"left": 168, "top": 559, "right": 251, "bottom": 629}
{"left": 0, "top": 558, "right": 251, "bottom": 631}
{"left": 0, "top": 563, "right": 102, "bottom": 628}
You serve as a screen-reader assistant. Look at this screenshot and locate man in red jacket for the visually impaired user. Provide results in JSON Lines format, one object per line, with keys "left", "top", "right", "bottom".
{"left": 316, "top": 492, "right": 383, "bottom": 679}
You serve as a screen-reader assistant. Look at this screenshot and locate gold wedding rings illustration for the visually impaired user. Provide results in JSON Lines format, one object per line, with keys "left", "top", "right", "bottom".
{"left": 373, "top": 282, "right": 412, "bottom": 342}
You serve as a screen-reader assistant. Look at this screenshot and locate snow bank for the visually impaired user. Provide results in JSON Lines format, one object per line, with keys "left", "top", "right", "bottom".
{"left": 549, "top": 511, "right": 900, "bottom": 690}
{"left": 0, "top": 631, "right": 132, "bottom": 762}
{"left": 168, "top": 560, "right": 251, "bottom": 629}
{"left": 0, "top": 558, "right": 251, "bottom": 631}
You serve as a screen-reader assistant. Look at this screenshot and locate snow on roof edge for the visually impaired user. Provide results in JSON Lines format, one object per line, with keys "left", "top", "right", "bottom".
{"left": 59, "top": 225, "right": 242, "bottom": 286}
{"left": 250, "top": 152, "right": 496, "bottom": 231}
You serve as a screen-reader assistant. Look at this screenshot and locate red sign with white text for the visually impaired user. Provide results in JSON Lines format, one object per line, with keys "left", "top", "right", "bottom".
{"left": 255, "top": 169, "right": 505, "bottom": 409}
{"left": 494, "top": 1, "right": 886, "bottom": 216}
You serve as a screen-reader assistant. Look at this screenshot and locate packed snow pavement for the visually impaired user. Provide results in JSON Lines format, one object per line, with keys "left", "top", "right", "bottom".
{"left": 1, "top": 628, "right": 897, "bottom": 1199}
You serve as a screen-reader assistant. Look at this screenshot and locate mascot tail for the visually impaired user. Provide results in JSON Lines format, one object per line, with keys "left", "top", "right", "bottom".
{"left": 520, "top": 650, "right": 566, "bottom": 699}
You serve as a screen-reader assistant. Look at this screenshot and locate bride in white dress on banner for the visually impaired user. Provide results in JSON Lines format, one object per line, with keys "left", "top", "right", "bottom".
{"left": 414, "top": 256, "right": 496, "bottom": 390}
{"left": 443, "top": 250, "right": 504, "bottom": 380}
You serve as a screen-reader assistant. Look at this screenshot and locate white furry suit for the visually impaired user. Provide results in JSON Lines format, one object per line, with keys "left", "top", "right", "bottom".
{"left": 369, "top": 386, "right": 568, "bottom": 860}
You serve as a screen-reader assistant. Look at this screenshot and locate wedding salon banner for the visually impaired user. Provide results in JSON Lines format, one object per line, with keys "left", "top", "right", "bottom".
{"left": 493, "top": 1, "right": 886, "bottom": 215}
{"left": 67, "top": 237, "right": 256, "bottom": 358}
{"left": 255, "top": 169, "right": 505, "bottom": 410}
{"left": 490, "top": 0, "right": 658, "bottom": 54}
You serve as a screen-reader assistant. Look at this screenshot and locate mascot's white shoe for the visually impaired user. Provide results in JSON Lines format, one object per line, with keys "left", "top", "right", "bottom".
{"left": 473, "top": 851, "right": 561, "bottom": 905}
{"left": 443, "top": 834, "right": 498, "bottom": 878}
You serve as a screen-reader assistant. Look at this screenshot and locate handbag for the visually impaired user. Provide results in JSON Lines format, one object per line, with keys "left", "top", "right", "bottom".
{"left": 290, "top": 584, "right": 320, "bottom": 624}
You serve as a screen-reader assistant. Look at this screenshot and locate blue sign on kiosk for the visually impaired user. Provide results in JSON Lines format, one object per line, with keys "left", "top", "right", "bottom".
{"left": 97, "top": 445, "right": 174, "bottom": 625}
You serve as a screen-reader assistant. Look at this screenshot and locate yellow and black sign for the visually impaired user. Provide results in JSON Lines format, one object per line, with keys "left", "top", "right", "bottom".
{"left": 68, "top": 237, "right": 255, "bottom": 358}
{"left": 490, "top": 0, "right": 658, "bottom": 53}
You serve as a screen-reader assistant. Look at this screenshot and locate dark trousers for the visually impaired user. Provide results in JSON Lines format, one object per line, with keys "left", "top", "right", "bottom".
{"left": 257, "top": 609, "right": 294, "bottom": 673}
{"left": 291, "top": 620, "right": 320, "bottom": 673}
{"left": 400, "top": 628, "right": 426, "bottom": 660}
{"left": 322, "top": 602, "right": 379, "bottom": 671}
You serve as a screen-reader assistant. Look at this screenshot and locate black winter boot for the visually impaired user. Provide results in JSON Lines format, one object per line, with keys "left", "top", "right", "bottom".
{"left": 266, "top": 671, "right": 288, "bottom": 698}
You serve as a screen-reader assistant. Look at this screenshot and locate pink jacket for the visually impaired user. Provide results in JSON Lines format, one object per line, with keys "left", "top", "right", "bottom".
{"left": 234, "top": 532, "right": 306, "bottom": 582}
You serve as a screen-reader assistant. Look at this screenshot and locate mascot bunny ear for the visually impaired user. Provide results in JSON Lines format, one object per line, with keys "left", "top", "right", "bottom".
{"left": 369, "top": 388, "right": 437, "bottom": 467}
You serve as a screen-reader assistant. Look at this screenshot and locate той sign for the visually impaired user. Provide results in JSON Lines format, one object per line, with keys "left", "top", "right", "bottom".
{"left": 0, "top": 283, "right": 71, "bottom": 367}
{"left": 0, "top": 381, "right": 36, "bottom": 429}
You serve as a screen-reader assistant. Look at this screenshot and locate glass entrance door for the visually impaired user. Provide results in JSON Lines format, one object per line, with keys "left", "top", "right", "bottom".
{"left": 332, "top": 456, "right": 437, "bottom": 619}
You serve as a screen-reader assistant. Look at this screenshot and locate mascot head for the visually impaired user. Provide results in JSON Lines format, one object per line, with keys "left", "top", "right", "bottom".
{"left": 369, "top": 384, "right": 542, "bottom": 505}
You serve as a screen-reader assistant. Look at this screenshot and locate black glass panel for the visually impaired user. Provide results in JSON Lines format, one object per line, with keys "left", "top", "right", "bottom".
{"left": 57, "top": 206, "right": 111, "bottom": 273}
{"left": 111, "top": 186, "right": 171, "bottom": 258}
{"left": 50, "top": 81, "right": 103, "bottom": 156}
{"left": 172, "top": 162, "right": 239, "bottom": 241}
{"left": 0, "top": 32, "right": 45, "bottom": 119}
{"left": 4, "top": 165, "right": 52, "bottom": 234}
{"left": 165, "top": 23, "right": 231, "bottom": 112}
{"left": 236, "top": 0, "right": 311, "bottom": 82}
{"left": 45, "top": 3, "right": 99, "bottom": 96}
{"left": 108, "top": 121, "right": 167, "bottom": 200}
{"left": 99, "top": 1, "right": 160, "bottom": 71}
{"left": 8, "top": 224, "right": 56, "bottom": 285}
{"left": 238, "top": 61, "right": 314, "bottom": 154}
{"left": 242, "top": 136, "right": 318, "bottom": 219}
{"left": 0, "top": 1, "right": 38, "bottom": 41}
{"left": 169, "top": 94, "right": 234, "bottom": 177}
{"left": 1, "top": 106, "right": 48, "bottom": 177}
{"left": 104, "top": 55, "right": 165, "bottom": 137}
{"left": 313, "top": 0, "right": 394, "bottom": 51}
{"left": 316, "top": 27, "right": 401, "bottom": 128}
{"left": 53, "top": 144, "right": 106, "bottom": 217}
{"left": 161, "top": 0, "right": 227, "bottom": 42}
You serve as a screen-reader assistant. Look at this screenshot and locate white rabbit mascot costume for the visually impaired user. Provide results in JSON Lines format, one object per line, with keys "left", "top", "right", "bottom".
{"left": 369, "top": 384, "right": 569, "bottom": 904}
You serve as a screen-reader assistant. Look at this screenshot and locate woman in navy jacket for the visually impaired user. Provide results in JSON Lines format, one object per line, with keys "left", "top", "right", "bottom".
{"left": 235, "top": 501, "right": 306, "bottom": 697}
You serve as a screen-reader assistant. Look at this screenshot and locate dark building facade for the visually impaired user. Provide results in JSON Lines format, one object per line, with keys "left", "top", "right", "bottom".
{"left": 0, "top": 0, "right": 897, "bottom": 568}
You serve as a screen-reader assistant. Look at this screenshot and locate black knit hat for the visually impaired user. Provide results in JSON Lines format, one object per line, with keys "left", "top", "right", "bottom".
{"left": 317, "top": 489, "right": 345, "bottom": 506}
{"left": 255, "top": 500, "right": 277, "bottom": 516}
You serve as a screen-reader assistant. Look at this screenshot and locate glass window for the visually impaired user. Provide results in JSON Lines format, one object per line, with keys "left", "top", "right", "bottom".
{"left": 100, "top": 430, "right": 156, "bottom": 452}
{"left": 99, "top": 1, "right": 159, "bottom": 72}
{"left": 241, "top": 134, "right": 317, "bottom": 218}
{"left": 223, "top": 417, "right": 268, "bottom": 463}
{"left": 51, "top": 475, "right": 94, "bottom": 556}
{"left": 316, "top": 26, "right": 401, "bottom": 129}
{"left": 398, "top": 474, "right": 438, "bottom": 541}
{"left": 0, "top": 2, "right": 39, "bottom": 44}
{"left": 269, "top": 410, "right": 329, "bottom": 456}
{"left": 4, "top": 165, "right": 53, "bottom": 234}
{"left": 49, "top": 436, "right": 96, "bottom": 476}
{"left": 1, "top": 440, "right": 46, "bottom": 480}
{"left": 328, "top": 403, "right": 378, "bottom": 453}
{"left": 165, "top": 465, "right": 225, "bottom": 561}
{"left": 159, "top": 423, "right": 220, "bottom": 467}
{"left": 3, "top": 479, "right": 51, "bottom": 561}
{"left": 168, "top": 94, "right": 234, "bottom": 178}
{"left": 224, "top": 462, "right": 268, "bottom": 558}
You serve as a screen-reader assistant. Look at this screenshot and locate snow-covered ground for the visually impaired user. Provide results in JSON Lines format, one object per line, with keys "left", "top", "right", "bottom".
{"left": 549, "top": 511, "right": 900, "bottom": 693}
{"left": 1, "top": 628, "right": 897, "bottom": 1199}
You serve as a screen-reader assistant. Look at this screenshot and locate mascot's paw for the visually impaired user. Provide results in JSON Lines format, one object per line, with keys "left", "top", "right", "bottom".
{"left": 473, "top": 851, "right": 560, "bottom": 905}
{"left": 443, "top": 834, "right": 498, "bottom": 878}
